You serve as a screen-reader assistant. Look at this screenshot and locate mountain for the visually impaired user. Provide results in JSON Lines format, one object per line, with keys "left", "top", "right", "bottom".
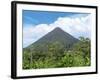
{"left": 23, "top": 27, "right": 90, "bottom": 69}
{"left": 25, "top": 27, "right": 79, "bottom": 51}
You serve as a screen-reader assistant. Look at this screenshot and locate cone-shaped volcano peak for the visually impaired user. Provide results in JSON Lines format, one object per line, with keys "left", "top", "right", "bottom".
{"left": 54, "top": 27, "right": 62, "bottom": 30}
{"left": 52, "top": 27, "right": 64, "bottom": 32}
{"left": 26, "top": 27, "right": 79, "bottom": 49}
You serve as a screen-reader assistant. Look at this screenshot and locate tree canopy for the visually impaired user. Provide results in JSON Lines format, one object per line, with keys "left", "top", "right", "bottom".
{"left": 23, "top": 37, "right": 91, "bottom": 69}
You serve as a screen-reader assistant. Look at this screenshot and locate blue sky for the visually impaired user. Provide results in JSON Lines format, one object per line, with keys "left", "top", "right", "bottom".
{"left": 23, "top": 10, "right": 91, "bottom": 48}
{"left": 23, "top": 10, "right": 89, "bottom": 26}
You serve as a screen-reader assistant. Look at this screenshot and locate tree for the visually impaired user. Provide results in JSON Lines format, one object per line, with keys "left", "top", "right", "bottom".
{"left": 23, "top": 36, "right": 91, "bottom": 69}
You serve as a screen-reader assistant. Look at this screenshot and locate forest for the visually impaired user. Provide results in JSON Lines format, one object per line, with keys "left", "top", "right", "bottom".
{"left": 23, "top": 37, "right": 91, "bottom": 69}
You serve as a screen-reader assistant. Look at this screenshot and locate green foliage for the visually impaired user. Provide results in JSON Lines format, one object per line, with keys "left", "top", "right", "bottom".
{"left": 23, "top": 37, "right": 91, "bottom": 69}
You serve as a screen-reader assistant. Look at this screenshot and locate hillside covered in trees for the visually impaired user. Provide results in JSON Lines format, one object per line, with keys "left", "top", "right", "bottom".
{"left": 23, "top": 27, "right": 91, "bottom": 69}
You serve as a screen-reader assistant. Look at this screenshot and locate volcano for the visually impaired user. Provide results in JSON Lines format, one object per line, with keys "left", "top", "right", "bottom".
{"left": 24, "top": 27, "right": 79, "bottom": 52}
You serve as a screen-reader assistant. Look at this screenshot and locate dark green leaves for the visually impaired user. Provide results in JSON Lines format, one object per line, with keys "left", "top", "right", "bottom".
{"left": 23, "top": 37, "right": 90, "bottom": 69}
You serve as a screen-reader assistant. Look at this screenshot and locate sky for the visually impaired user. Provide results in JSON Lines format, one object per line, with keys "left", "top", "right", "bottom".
{"left": 23, "top": 10, "right": 91, "bottom": 48}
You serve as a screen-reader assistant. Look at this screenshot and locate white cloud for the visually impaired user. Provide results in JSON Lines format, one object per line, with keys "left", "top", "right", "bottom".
{"left": 23, "top": 14, "right": 91, "bottom": 48}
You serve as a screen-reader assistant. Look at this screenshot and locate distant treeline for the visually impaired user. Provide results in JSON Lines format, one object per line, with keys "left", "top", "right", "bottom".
{"left": 23, "top": 37, "right": 91, "bottom": 69}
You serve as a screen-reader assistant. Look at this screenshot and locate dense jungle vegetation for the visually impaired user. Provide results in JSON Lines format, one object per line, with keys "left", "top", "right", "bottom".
{"left": 23, "top": 37, "right": 91, "bottom": 69}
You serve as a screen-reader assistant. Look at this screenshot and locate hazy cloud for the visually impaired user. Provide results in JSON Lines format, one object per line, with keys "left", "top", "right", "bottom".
{"left": 23, "top": 14, "right": 91, "bottom": 47}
